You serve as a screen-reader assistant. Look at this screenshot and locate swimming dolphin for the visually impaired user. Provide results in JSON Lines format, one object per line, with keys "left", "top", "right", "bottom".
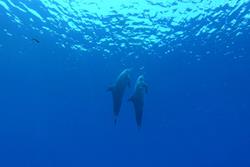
{"left": 108, "top": 68, "right": 131, "bottom": 124}
{"left": 129, "top": 75, "right": 148, "bottom": 128}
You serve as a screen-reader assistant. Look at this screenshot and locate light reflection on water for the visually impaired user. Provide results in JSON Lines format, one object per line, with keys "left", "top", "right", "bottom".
{"left": 0, "top": 0, "right": 249, "bottom": 57}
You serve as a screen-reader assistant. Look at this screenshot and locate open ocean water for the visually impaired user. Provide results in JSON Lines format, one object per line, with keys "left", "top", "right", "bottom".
{"left": 0, "top": 0, "right": 250, "bottom": 166}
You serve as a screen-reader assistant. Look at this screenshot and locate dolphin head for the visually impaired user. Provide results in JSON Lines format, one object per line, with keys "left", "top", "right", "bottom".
{"left": 124, "top": 68, "right": 133, "bottom": 74}
{"left": 138, "top": 75, "right": 144, "bottom": 82}
{"left": 121, "top": 68, "right": 133, "bottom": 80}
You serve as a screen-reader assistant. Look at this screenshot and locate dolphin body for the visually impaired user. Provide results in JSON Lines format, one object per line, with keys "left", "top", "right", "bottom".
{"left": 108, "top": 68, "right": 131, "bottom": 124}
{"left": 129, "top": 75, "right": 148, "bottom": 128}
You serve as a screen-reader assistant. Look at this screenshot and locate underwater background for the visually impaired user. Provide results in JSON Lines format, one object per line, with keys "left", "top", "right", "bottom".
{"left": 0, "top": 0, "right": 250, "bottom": 166}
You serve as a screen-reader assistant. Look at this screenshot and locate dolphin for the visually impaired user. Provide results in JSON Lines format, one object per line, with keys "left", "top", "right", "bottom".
{"left": 129, "top": 75, "right": 148, "bottom": 128}
{"left": 107, "top": 68, "right": 131, "bottom": 124}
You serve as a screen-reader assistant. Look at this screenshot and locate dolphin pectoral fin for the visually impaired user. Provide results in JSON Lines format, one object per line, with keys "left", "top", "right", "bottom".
{"left": 107, "top": 85, "right": 114, "bottom": 92}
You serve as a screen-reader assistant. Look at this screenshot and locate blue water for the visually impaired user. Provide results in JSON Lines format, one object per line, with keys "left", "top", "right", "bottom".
{"left": 0, "top": 0, "right": 250, "bottom": 166}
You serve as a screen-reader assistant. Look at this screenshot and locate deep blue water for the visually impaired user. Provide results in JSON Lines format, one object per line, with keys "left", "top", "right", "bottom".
{"left": 0, "top": 0, "right": 250, "bottom": 167}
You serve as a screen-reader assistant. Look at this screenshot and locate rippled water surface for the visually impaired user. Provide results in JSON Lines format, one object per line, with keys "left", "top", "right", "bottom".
{"left": 1, "top": 0, "right": 250, "bottom": 59}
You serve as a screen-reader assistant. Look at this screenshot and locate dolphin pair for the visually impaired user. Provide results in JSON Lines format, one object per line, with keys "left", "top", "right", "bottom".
{"left": 108, "top": 68, "right": 148, "bottom": 128}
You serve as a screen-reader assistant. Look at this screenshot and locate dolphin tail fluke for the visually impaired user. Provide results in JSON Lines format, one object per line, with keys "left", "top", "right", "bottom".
{"left": 137, "top": 125, "right": 142, "bottom": 131}
{"left": 136, "top": 117, "right": 142, "bottom": 129}
{"left": 113, "top": 115, "right": 119, "bottom": 126}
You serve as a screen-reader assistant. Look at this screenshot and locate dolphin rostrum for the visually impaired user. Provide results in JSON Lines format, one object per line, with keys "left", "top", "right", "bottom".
{"left": 129, "top": 75, "right": 148, "bottom": 128}
{"left": 108, "top": 68, "right": 131, "bottom": 124}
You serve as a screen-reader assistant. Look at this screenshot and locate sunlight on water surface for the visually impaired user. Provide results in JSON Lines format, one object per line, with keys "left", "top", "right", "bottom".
{"left": 0, "top": 0, "right": 249, "bottom": 58}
